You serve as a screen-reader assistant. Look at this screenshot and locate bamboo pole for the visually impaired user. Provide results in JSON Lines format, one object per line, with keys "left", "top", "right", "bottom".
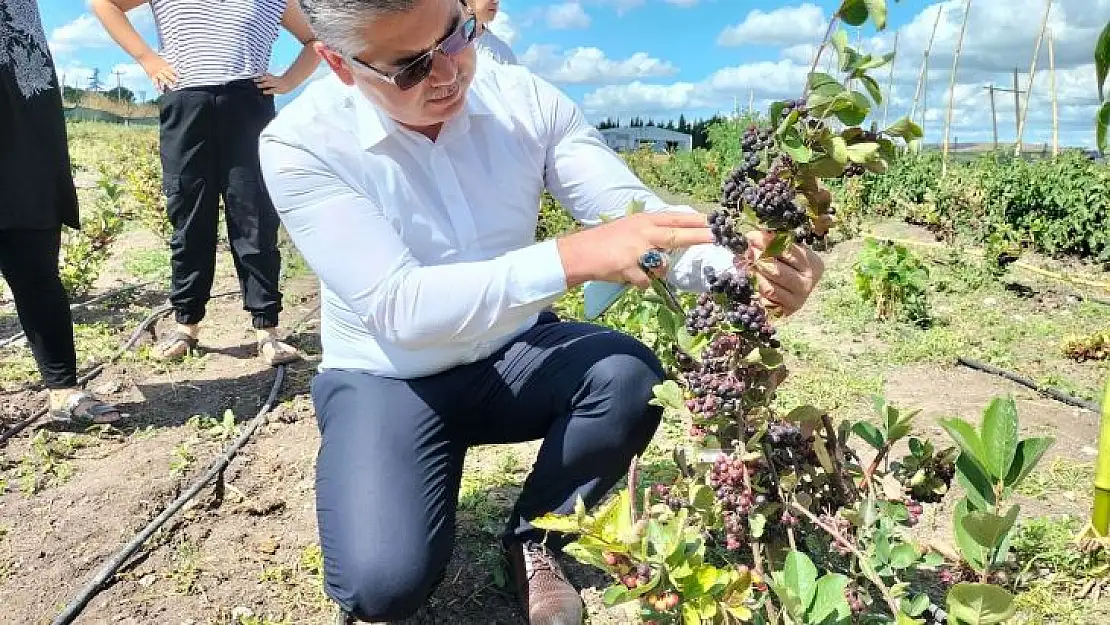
{"left": 883, "top": 31, "right": 900, "bottom": 128}
{"left": 1049, "top": 28, "right": 1059, "bottom": 156}
{"left": 942, "top": 0, "right": 973, "bottom": 176}
{"left": 909, "top": 4, "right": 944, "bottom": 134}
{"left": 1015, "top": 0, "right": 1053, "bottom": 156}
{"left": 1092, "top": 377, "right": 1110, "bottom": 537}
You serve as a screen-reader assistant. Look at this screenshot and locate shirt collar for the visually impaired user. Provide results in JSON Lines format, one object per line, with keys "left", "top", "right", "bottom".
{"left": 352, "top": 77, "right": 497, "bottom": 150}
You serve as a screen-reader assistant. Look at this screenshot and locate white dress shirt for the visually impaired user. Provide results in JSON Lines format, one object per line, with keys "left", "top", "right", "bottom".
{"left": 474, "top": 29, "right": 518, "bottom": 65}
{"left": 258, "top": 61, "right": 734, "bottom": 379}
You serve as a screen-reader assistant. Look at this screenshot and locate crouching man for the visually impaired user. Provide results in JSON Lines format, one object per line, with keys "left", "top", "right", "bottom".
{"left": 258, "top": 1, "right": 825, "bottom": 623}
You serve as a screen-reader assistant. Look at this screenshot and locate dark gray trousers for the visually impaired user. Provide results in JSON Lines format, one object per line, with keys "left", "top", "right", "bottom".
{"left": 311, "top": 313, "right": 664, "bottom": 622}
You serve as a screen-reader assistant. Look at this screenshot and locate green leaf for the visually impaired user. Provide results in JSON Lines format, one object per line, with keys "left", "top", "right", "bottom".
{"left": 782, "top": 130, "right": 814, "bottom": 163}
{"left": 1097, "top": 101, "right": 1110, "bottom": 155}
{"left": 787, "top": 552, "right": 820, "bottom": 607}
{"left": 953, "top": 499, "right": 987, "bottom": 573}
{"left": 837, "top": 0, "right": 869, "bottom": 26}
{"left": 904, "top": 593, "right": 931, "bottom": 617}
{"left": 957, "top": 452, "right": 998, "bottom": 509}
{"left": 835, "top": 91, "right": 872, "bottom": 126}
{"left": 883, "top": 116, "right": 924, "bottom": 141}
{"left": 939, "top": 417, "right": 990, "bottom": 478}
{"left": 763, "top": 232, "right": 793, "bottom": 258}
{"left": 831, "top": 29, "right": 850, "bottom": 60}
{"left": 946, "top": 583, "right": 1017, "bottom": 624}
{"left": 897, "top": 614, "right": 926, "bottom": 625}
{"left": 860, "top": 74, "right": 883, "bottom": 106}
{"left": 749, "top": 512, "right": 766, "bottom": 539}
{"left": 852, "top": 421, "right": 885, "bottom": 450}
{"left": 962, "top": 505, "right": 1019, "bottom": 550}
{"left": 864, "top": 0, "right": 888, "bottom": 30}
{"left": 1004, "top": 437, "right": 1055, "bottom": 489}
{"left": 889, "top": 543, "right": 919, "bottom": 569}
{"left": 846, "top": 141, "right": 881, "bottom": 164}
{"left": 981, "top": 396, "right": 1019, "bottom": 480}
{"left": 808, "top": 574, "right": 851, "bottom": 624}
{"left": 530, "top": 512, "right": 582, "bottom": 534}
{"left": 824, "top": 135, "right": 851, "bottom": 165}
{"left": 809, "top": 72, "right": 844, "bottom": 97}
{"left": 785, "top": 405, "right": 824, "bottom": 426}
{"left": 650, "top": 380, "right": 686, "bottom": 412}
{"left": 682, "top": 601, "right": 701, "bottom": 625}
{"left": 805, "top": 155, "right": 847, "bottom": 178}
{"left": 1097, "top": 20, "right": 1110, "bottom": 101}
{"left": 602, "top": 583, "right": 633, "bottom": 606}
{"left": 691, "top": 483, "right": 714, "bottom": 512}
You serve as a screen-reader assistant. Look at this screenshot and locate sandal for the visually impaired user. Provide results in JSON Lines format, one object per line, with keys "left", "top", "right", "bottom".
{"left": 153, "top": 330, "right": 199, "bottom": 362}
{"left": 258, "top": 335, "right": 301, "bottom": 367}
{"left": 50, "top": 390, "right": 124, "bottom": 425}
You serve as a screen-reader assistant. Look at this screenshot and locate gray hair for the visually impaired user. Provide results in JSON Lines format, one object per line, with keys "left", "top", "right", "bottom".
{"left": 299, "top": 0, "right": 419, "bottom": 54}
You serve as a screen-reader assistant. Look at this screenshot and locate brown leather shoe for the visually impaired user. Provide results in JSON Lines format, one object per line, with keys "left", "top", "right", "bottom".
{"left": 505, "top": 539, "right": 584, "bottom": 625}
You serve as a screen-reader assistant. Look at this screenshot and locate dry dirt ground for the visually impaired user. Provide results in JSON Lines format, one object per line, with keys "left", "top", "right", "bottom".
{"left": 2, "top": 180, "right": 1109, "bottom": 623}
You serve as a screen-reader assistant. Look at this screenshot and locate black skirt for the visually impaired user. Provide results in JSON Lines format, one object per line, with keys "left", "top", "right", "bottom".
{"left": 0, "top": 2, "right": 79, "bottom": 231}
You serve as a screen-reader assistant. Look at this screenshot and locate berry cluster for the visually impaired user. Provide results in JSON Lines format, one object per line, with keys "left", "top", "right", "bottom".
{"left": 708, "top": 209, "right": 748, "bottom": 253}
{"left": 684, "top": 368, "right": 746, "bottom": 420}
{"left": 750, "top": 172, "right": 807, "bottom": 230}
{"left": 781, "top": 97, "right": 809, "bottom": 119}
{"left": 764, "top": 421, "right": 818, "bottom": 472}
{"left": 651, "top": 483, "right": 688, "bottom": 511}
{"left": 741, "top": 125, "right": 774, "bottom": 153}
{"left": 846, "top": 583, "right": 867, "bottom": 614}
{"left": 820, "top": 513, "right": 855, "bottom": 556}
{"left": 643, "top": 591, "right": 681, "bottom": 613}
{"left": 905, "top": 498, "right": 924, "bottom": 527}
{"left": 710, "top": 454, "right": 759, "bottom": 551}
{"left": 842, "top": 162, "right": 866, "bottom": 178}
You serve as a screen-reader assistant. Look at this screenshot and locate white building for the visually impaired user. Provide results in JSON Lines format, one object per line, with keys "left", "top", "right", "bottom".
{"left": 598, "top": 126, "right": 694, "bottom": 153}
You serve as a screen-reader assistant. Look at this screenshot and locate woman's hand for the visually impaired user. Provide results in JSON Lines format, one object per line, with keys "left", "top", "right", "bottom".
{"left": 744, "top": 231, "right": 825, "bottom": 317}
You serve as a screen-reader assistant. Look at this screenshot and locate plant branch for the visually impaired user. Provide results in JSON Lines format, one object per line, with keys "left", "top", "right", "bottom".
{"left": 804, "top": 16, "right": 842, "bottom": 98}
{"left": 790, "top": 501, "right": 901, "bottom": 617}
{"left": 821, "top": 414, "right": 859, "bottom": 503}
{"left": 859, "top": 443, "right": 893, "bottom": 493}
{"left": 628, "top": 455, "right": 640, "bottom": 522}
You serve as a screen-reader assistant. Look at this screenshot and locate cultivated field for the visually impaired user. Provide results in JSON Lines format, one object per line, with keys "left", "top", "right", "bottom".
{"left": 0, "top": 119, "right": 1108, "bottom": 625}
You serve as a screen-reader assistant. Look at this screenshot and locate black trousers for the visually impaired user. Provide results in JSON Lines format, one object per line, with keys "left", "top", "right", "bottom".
{"left": 0, "top": 228, "right": 77, "bottom": 389}
{"left": 311, "top": 313, "right": 665, "bottom": 621}
{"left": 158, "top": 79, "right": 283, "bottom": 329}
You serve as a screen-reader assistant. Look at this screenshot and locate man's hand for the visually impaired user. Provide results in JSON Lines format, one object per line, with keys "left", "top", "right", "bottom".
{"left": 557, "top": 212, "right": 715, "bottom": 289}
{"left": 744, "top": 231, "right": 824, "bottom": 317}
{"left": 139, "top": 53, "right": 177, "bottom": 92}
{"left": 255, "top": 73, "right": 295, "bottom": 95}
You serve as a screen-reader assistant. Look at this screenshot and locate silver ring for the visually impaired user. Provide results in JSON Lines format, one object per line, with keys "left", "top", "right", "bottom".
{"left": 638, "top": 248, "right": 667, "bottom": 273}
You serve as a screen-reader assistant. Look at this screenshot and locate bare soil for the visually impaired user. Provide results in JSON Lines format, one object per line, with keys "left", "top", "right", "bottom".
{"left": 2, "top": 208, "right": 1108, "bottom": 625}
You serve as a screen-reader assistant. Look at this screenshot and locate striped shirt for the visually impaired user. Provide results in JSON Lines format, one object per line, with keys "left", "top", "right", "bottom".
{"left": 149, "top": 0, "right": 285, "bottom": 90}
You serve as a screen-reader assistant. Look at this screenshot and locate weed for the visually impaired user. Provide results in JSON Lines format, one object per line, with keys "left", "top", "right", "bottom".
{"left": 170, "top": 441, "right": 195, "bottom": 476}
{"left": 17, "top": 431, "right": 89, "bottom": 495}
{"left": 170, "top": 536, "right": 202, "bottom": 595}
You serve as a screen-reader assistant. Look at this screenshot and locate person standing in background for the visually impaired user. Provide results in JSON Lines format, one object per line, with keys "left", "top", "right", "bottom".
{"left": 0, "top": 0, "right": 122, "bottom": 424}
{"left": 470, "top": 0, "right": 517, "bottom": 65}
{"left": 90, "top": 0, "right": 319, "bottom": 365}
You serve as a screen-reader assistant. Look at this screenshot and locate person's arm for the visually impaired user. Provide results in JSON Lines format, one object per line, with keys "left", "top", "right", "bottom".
{"left": 532, "top": 73, "right": 824, "bottom": 314}
{"left": 255, "top": 0, "right": 321, "bottom": 95}
{"left": 89, "top": 0, "right": 177, "bottom": 91}
{"left": 258, "top": 136, "right": 569, "bottom": 349}
{"left": 533, "top": 74, "right": 732, "bottom": 293}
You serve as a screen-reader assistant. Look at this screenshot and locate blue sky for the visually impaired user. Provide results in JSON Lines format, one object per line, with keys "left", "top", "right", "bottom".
{"left": 42, "top": 0, "right": 1109, "bottom": 146}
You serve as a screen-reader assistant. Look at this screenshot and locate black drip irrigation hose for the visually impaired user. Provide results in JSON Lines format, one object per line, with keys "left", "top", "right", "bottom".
{"left": 957, "top": 356, "right": 1102, "bottom": 414}
{"left": 0, "top": 290, "right": 245, "bottom": 445}
{"left": 45, "top": 299, "right": 319, "bottom": 624}
{"left": 0, "top": 281, "right": 156, "bottom": 350}
{"left": 50, "top": 365, "right": 287, "bottom": 625}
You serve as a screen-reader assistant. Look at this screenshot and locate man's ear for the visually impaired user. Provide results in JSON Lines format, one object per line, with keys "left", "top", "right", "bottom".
{"left": 316, "top": 42, "right": 356, "bottom": 86}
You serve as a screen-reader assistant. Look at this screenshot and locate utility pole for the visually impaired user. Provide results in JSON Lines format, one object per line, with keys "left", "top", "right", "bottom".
{"left": 113, "top": 68, "right": 125, "bottom": 102}
{"left": 882, "top": 31, "right": 899, "bottom": 129}
{"left": 1013, "top": 68, "right": 1021, "bottom": 138}
{"left": 984, "top": 84, "right": 999, "bottom": 149}
{"left": 1048, "top": 28, "right": 1058, "bottom": 156}
{"left": 1014, "top": 0, "right": 1053, "bottom": 157}
{"left": 983, "top": 80, "right": 1027, "bottom": 150}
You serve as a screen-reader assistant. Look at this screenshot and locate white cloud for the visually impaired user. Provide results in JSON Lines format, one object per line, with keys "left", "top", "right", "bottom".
{"left": 48, "top": 6, "right": 154, "bottom": 56}
{"left": 718, "top": 3, "right": 828, "bottom": 47}
{"left": 522, "top": 45, "right": 677, "bottom": 84}
{"left": 546, "top": 2, "right": 591, "bottom": 29}
{"left": 582, "top": 0, "right": 1105, "bottom": 146}
{"left": 488, "top": 11, "right": 518, "bottom": 46}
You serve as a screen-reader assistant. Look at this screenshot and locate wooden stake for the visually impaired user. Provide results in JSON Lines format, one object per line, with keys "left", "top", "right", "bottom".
{"left": 1049, "top": 28, "right": 1058, "bottom": 156}
{"left": 942, "top": 0, "right": 973, "bottom": 177}
{"left": 910, "top": 4, "right": 944, "bottom": 132}
{"left": 1013, "top": 69, "right": 1021, "bottom": 140}
{"left": 987, "top": 85, "right": 999, "bottom": 149}
{"left": 883, "top": 31, "right": 899, "bottom": 128}
{"left": 1014, "top": 0, "right": 1053, "bottom": 156}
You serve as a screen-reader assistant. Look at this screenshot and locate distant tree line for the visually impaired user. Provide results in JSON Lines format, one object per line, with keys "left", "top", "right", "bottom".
{"left": 594, "top": 113, "right": 729, "bottom": 149}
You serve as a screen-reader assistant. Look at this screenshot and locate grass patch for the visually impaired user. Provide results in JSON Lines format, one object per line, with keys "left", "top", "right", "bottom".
{"left": 1015, "top": 459, "right": 1094, "bottom": 501}
{"left": 122, "top": 247, "right": 172, "bottom": 282}
{"left": 1010, "top": 515, "right": 1110, "bottom": 624}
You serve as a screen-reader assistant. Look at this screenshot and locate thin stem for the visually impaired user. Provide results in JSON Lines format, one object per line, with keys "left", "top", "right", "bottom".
{"left": 628, "top": 455, "right": 640, "bottom": 522}
{"left": 803, "top": 16, "right": 842, "bottom": 98}
{"left": 790, "top": 501, "right": 901, "bottom": 616}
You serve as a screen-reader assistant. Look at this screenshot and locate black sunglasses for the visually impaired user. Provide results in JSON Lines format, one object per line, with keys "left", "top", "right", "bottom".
{"left": 347, "top": 12, "right": 479, "bottom": 91}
